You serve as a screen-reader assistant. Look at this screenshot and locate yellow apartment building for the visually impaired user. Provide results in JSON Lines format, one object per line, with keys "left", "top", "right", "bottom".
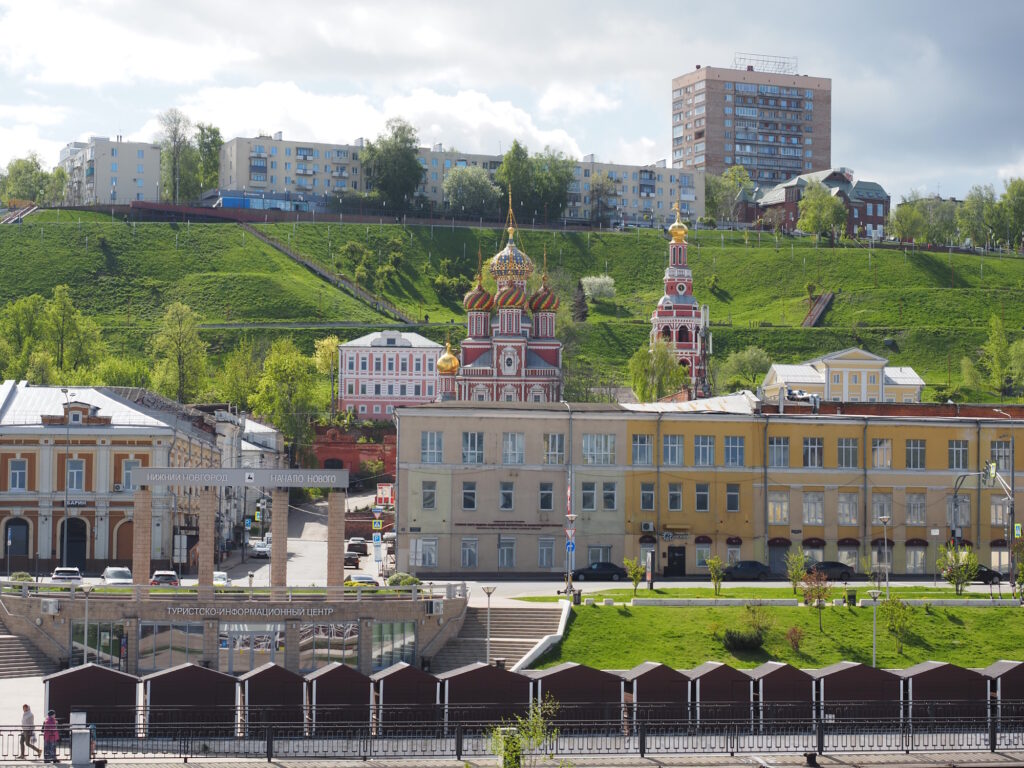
{"left": 761, "top": 348, "right": 925, "bottom": 404}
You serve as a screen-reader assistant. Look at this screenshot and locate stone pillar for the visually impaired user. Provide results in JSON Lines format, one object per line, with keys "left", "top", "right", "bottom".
{"left": 326, "top": 491, "right": 347, "bottom": 596}
{"left": 357, "top": 617, "right": 374, "bottom": 675}
{"left": 270, "top": 489, "right": 288, "bottom": 598}
{"left": 202, "top": 619, "right": 220, "bottom": 671}
{"left": 197, "top": 490, "right": 216, "bottom": 599}
{"left": 133, "top": 490, "right": 152, "bottom": 588}
{"left": 123, "top": 618, "right": 138, "bottom": 675}
{"left": 283, "top": 620, "right": 300, "bottom": 673}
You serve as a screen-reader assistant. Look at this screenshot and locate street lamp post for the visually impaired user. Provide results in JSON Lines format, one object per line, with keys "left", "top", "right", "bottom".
{"left": 868, "top": 589, "right": 881, "bottom": 667}
{"left": 81, "top": 584, "right": 93, "bottom": 665}
{"left": 994, "top": 409, "right": 1016, "bottom": 587}
{"left": 879, "top": 515, "right": 891, "bottom": 599}
{"left": 60, "top": 388, "right": 73, "bottom": 568}
{"left": 482, "top": 586, "right": 496, "bottom": 664}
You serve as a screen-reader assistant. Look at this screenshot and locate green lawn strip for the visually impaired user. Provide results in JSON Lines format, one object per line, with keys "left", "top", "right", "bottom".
{"left": 516, "top": 585, "right": 996, "bottom": 602}
{"left": 536, "top": 604, "right": 1024, "bottom": 669}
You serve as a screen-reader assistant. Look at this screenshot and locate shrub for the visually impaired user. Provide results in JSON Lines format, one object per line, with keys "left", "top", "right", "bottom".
{"left": 744, "top": 604, "right": 774, "bottom": 637}
{"left": 10, "top": 571, "right": 33, "bottom": 582}
{"left": 386, "top": 572, "right": 421, "bottom": 586}
{"left": 786, "top": 626, "right": 804, "bottom": 652}
{"left": 723, "top": 628, "right": 764, "bottom": 652}
{"left": 580, "top": 274, "right": 616, "bottom": 301}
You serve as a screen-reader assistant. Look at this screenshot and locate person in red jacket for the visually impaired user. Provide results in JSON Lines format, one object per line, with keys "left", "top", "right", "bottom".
{"left": 42, "top": 710, "right": 59, "bottom": 763}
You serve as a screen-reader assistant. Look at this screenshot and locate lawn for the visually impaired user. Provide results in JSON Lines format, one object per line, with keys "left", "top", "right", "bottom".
{"left": 535, "top": 603, "right": 1024, "bottom": 670}
{"left": 517, "top": 585, "right": 1000, "bottom": 602}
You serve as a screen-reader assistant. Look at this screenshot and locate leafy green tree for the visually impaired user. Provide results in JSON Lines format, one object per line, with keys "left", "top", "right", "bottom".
{"left": 937, "top": 543, "right": 979, "bottom": 595}
{"left": 64, "top": 314, "right": 103, "bottom": 371}
{"left": 90, "top": 357, "right": 151, "bottom": 387}
{"left": 1008, "top": 338, "right": 1024, "bottom": 392}
{"left": 961, "top": 356, "right": 982, "bottom": 390}
{"left": 890, "top": 198, "right": 927, "bottom": 243}
{"left": 0, "top": 294, "right": 47, "bottom": 377}
{"left": 801, "top": 568, "right": 832, "bottom": 632}
{"left": 957, "top": 184, "right": 997, "bottom": 248}
{"left": 442, "top": 166, "right": 500, "bottom": 217}
{"left": 703, "top": 173, "right": 728, "bottom": 222}
{"left": 161, "top": 142, "right": 199, "bottom": 203}
{"left": 624, "top": 556, "right": 645, "bottom": 597}
{"left": 0, "top": 154, "right": 49, "bottom": 203}
{"left": 362, "top": 117, "right": 424, "bottom": 209}
{"left": 1002, "top": 177, "right": 1024, "bottom": 250}
{"left": 195, "top": 123, "right": 224, "bottom": 192}
{"left": 570, "top": 280, "right": 588, "bottom": 322}
{"left": 981, "top": 314, "right": 1010, "bottom": 394}
{"left": 589, "top": 172, "right": 617, "bottom": 225}
{"left": 216, "top": 336, "right": 263, "bottom": 410}
{"left": 42, "top": 166, "right": 67, "bottom": 206}
{"left": 707, "top": 555, "right": 725, "bottom": 596}
{"left": 718, "top": 346, "right": 772, "bottom": 391}
{"left": 158, "top": 108, "right": 194, "bottom": 204}
{"left": 25, "top": 350, "right": 56, "bottom": 384}
{"left": 797, "top": 181, "right": 847, "bottom": 241}
{"left": 151, "top": 302, "right": 208, "bottom": 403}
{"left": 488, "top": 697, "right": 564, "bottom": 768}
{"left": 785, "top": 548, "right": 807, "bottom": 595}
{"left": 628, "top": 338, "right": 689, "bottom": 402}
{"left": 720, "top": 166, "right": 754, "bottom": 220}
{"left": 45, "top": 285, "right": 78, "bottom": 370}
{"left": 880, "top": 597, "right": 913, "bottom": 654}
{"left": 531, "top": 147, "right": 575, "bottom": 222}
{"left": 495, "top": 140, "right": 533, "bottom": 215}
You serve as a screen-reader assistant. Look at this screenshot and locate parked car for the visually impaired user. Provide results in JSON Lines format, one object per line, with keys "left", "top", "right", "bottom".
{"left": 251, "top": 541, "right": 271, "bottom": 559}
{"left": 974, "top": 564, "right": 1003, "bottom": 584}
{"left": 100, "top": 567, "right": 132, "bottom": 586}
{"left": 149, "top": 570, "right": 180, "bottom": 586}
{"left": 572, "top": 562, "right": 627, "bottom": 581}
{"left": 347, "top": 538, "right": 368, "bottom": 555}
{"left": 347, "top": 573, "right": 379, "bottom": 586}
{"left": 50, "top": 567, "right": 83, "bottom": 585}
{"left": 723, "top": 560, "right": 773, "bottom": 581}
{"left": 807, "top": 560, "right": 855, "bottom": 581}
{"left": 212, "top": 571, "right": 231, "bottom": 587}
{"left": 344, "top": 551, "right": 361, "bottom": 568}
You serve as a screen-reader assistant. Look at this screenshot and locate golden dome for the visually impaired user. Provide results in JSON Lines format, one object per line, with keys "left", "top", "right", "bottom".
{"left": 489, "top": 226, "right": 535, "bottom": 282}
{"left": 436, "top": 341, "right": 460, "bottom": 375}
{"left": 668, "top": 202, "right": 688, "bottom": 244}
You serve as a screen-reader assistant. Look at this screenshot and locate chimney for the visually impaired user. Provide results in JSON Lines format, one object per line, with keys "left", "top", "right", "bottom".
{"left": 493, "top": 657, "right": 507, "bottom": 670}
{"left": 746, "top": 65, "right": 754, "bottom": 72}
{"left": 695, "top": 64, "right": 701, "bottom": 69}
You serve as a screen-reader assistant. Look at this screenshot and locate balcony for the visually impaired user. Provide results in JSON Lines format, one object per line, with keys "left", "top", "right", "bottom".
{"left": 249, "top": 150, "right": 267, "bottom": 158}
{"left": 295, "top": 181, "right": 313, "bottom": 191}
{"left": 332, "top": 169, "right": 349, "bottom": 177}
{"left": 295, "top": 168, "right": 314, "bottom": 176}
{"left": 85, "top": 167, "right": 94, "bottom": 177}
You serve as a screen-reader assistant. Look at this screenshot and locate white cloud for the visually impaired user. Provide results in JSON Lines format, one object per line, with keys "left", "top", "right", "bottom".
{"left": 538, "top": 83, "right": 620, "bottom": 117}
{"left": 0, "top": 104, "right": 67, "bottom": 126}
{"left": 0, "top": 123, "right": 65, "bottom": 169}
{"left": 997, "top": 156, "right": 1024, "bottom": 181}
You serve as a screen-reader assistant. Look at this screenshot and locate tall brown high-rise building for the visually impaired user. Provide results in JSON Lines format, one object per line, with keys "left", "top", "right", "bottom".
{"left": 671, "top": 54, "right": 831, "bottom": 186}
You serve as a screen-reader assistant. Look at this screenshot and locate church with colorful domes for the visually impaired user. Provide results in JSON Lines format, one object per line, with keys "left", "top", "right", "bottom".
{"left": 437, "top": 219, "right": 562, "bottom": 403}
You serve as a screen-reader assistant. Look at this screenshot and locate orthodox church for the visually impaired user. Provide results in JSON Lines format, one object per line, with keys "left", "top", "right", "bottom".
{"left": 649, "top": 204, "right": 712, "bottom": 396}
{"left": 436, "top": 216, "right": 562, "bottom": 402}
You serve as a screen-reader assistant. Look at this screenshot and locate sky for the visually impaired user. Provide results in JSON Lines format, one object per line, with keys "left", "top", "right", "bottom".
{"left": 1, "top": 0, "right": 1023, "bottom": 201}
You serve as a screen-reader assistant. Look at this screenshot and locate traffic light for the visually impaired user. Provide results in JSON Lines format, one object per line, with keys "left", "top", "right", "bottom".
{"left": 985, "top": 460, "right": 998, "bottom": 486}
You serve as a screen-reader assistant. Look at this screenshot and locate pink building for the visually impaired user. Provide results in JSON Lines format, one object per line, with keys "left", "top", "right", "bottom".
{"left": 338, "top": 331, "right": 443, "bottom": 417}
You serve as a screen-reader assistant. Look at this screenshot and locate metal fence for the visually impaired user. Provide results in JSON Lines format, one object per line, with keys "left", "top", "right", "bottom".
{"left": 1, "top": 713, "right": 1021, "bottom": 762}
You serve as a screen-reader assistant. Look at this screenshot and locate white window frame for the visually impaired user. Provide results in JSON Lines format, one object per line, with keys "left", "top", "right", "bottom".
{"left": 906, "top": 439, "right": 926, "bottom": 470}
{"left": 694, "top": 435, "right": 715, "bottom": 466}
{"left": 695, "top": 483, "right": 710, "bottom": 513}
{"left": 462, "top": 481, "right": 476, "bottom": 511}
{"left": 499, "top": 481, "right": 514, "bottom": 511}
{"left": 767, "top": 491, "right": 789, "bottom": 525}
{"left": 871, "top": 492, "right": 893, "bottom": 523}
{"left": 543, "top": 433, "right": 565, "bottom": 464}
{"left": 582, "top": 433, "right": 616, "bottom": 465}
{"left": 668, "top": 483, "right": 682, "bottom": 511}
{"left": 663, "top": 435, "right": 684, "bottom": 466}
{"left": 461, "top": 538, "right": 478, "bottom": 568}
{"left": 581, "top": 482, "right": 596, "bottom": 511}
{"left": 803, "top": 437, "right": 823, "bottom": 468}
{"left": 768, "top": 437, "right": 789, "bottom": 468}
{"left": 906, "top": 493, "right": 926, "bottom": 525}
{"left": 502, "top": 432, "right": 525, "bottom": 465}
{"left": 461, "top": 431, "right": 484, "bottom": 464}
{"left": 837, "top": 438, "right": 859, "bottom": 468}
{"left": 539, "top": 482, "right": 554, "bottom": 511}
{"left": 421, "top": 481, "right": 436, "bottom": 510}
{"left": 602, "top": 481, "right": 617, "bottom": 511}
{"left": 724, "top": 436, "right": 744, "bottom": 467}
{"left": 838, "top": 492, "right": 859, "bottom": 526}
{"left": 420, "top": 432, "right": 443, "bottom": 464}
{"left": 8, "top": 458, "right": 27, "bottom": 491}
{"left": 67, "top": 458, "right": 85, "bottom": 491}
{"left": 498, "top": 537, "right": 516, "bottom": 569}
{"left": 640, "top": 482, "right": 655, "bottom": 511}
{"left": 948, "top": 440, "right": 969, "bottom": 470}
{"left": 871, "top": 439, "right": 892, "bottom": 469}
{"left": 538, "top": 538, "right": 554, "bottom": 569}
{"left": 803, "top": 491, "right": 824, "bottom": 525}
{"left": 632, "top": 434, "right": 653, "bottom": 466}
{"left": 122, "top": 459, "right": 140, "bottom": 490}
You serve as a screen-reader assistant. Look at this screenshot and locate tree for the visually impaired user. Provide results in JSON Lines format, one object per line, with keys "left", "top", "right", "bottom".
{"left": 801, "top": 568, "right": 832, "bottom": 632}
{"left": 720, "top": 166, "right": 754, "bottom": 221}
{"left": 624, "top": 556, "right": 645, "bottom": 597}
{"left": 703, "top": 173, "right": 728, "bottom": 222}
{"left": 889, "top": 198, "right": 927, "bottom": 243}
{"left": 957, "top": 184, "right": 997, "bottom": 248}
{"left": 195, "top": 123, "right": 223, "bottom": 192}
{"left": 981, "top": 315, "right": 1010, "bottom": 394}
{"left": 90, "top": 357, "right": 151, "bottom": 388}
{"left": 797, "top": 181, "right": 847, "bottom": 241}
{"left": 0, "top": 294, "right": 47, "bottom": 378}
{"left": 64, "top": 314, "right": 103, "bottom": 371}
{"left": 314, "top": 335, "right": 341, "bottom": 412}
{"left": 442, "top": 166, "right": 500, "bottom": 218}
{"left": 488, "top": 697, "right": 563, "bottom": 768}
{"left": 880, "top": 597, "right": 913, "bottom": 654}
{"left": 580, "top": 275, "right": 615, "bottom": 301}
{"left": 495, "top": 140, "right": 534, "bottom": 215}
{"left": 42, "top": 166, "right": 67, "bottom": 206}
{"left": 1008, "top": 338, "right": 1024, "bottom": 392}
{"left": 1001, "top": 177, "right": 1024, "bottom": 250}
{"left": 158, "top": 108, "right": 194, "bottom": 205}
{"left": 216, "top": 336, "right": 263, "bottom": 410}
{"left": 937, "top": 543, "right": 979, "bottom": 595}
{"left": 151, "top": 302, "right": 208, "bottom": 403}
{"left": 161, "top": 142, "right": 199, "bottom": 203}
{"left": 718, "top": 346, "right": 771, "bottom": 391}
{"left": 45, "top": 285, "right": 78, "bottom": 370}
{"left": 570, "top": 280, "right": 588, "bottom": 323}
{"left": 531, "top": 147, "right": 575, "bottom": 223}
{"left": 0, "top": 154, "right": 49, "bottom": 203}
{"left": 707, "top": 555, "right": 725, "bottom": 596}
{"left": 589, "top": 172, "right": 617, "bottom": 226}
{"left": 961, "top": 356, "right": 982, "bottom": 390}
{"left": 25, "top": 350, "right": 55, "bottom": 385}
{"left": 362, "top": 117, "right": 424, "bottom": 209}
{"left": 785, "top": 548, "right": 807, "bottom": 595}
{"left": 249, "top": 338, "right": 327, "bottom": 465}
{"left": 628, "top": 338, "right": 689, "bottom": 402}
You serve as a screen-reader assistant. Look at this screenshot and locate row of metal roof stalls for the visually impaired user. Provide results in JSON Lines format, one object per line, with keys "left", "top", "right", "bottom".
{"left": 45, "top": 659, "right": 1022, "bottom": 730}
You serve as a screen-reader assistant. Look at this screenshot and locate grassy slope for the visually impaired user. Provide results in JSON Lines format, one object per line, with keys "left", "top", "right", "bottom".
{"left": 537, "top": 603, "right": 1024, "bottom": 670}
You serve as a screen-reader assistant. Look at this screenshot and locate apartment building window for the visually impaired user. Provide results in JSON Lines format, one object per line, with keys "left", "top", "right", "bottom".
{"left": 538, "top": 538, "right": 554, "bottom": 569}
{"left": 582, "top": 434, "right": 615, "bottom": 465}
{"left": 906, "top": 493, "right": 926, "bottom": 525}
{"left": 122, "top": 459, "right": 140, "bottom": 490}
{"left": 803, "top": 437, "right": 823, "bottom": 468}
{"left": 502, "top": 433, "right": 525, "bottom": 464}
{"left": 581, "top": 482, "right": 596, "bottom": 511}
{"left": 668, "top": 483, "right": 682, "bottom": 511}
{"left": 539, "top": 482, "right": 554, "bottom": 511}
{"left": 632, "top": 434, "right": 653, "bottom": 465}
{"left": 461, "top": 538, "right": 478, "bottom": 568}
{"left": 498, "top": 537, "right": 516, "bottom": 569}
{"left": 991, "top": 440, "right": 1012, "bottom": 472}
{"left": 602, "top": 481, "right": 617, "bottom": 510}
{"left": 420, "top": 481, "right": 436, "bottom": 511}
{"left": 992, "top": 497, "right": 1010, "bottom": 526}
{"left": 420, "top": 432, "right": 443, "bottom": 463}
{"left": 694, "top": 435, "right": 715, "bottom": 466}
{"left": 726, "top": 483, "right": 740, "bottom": 513}
{"left": 8, "top": 458, "right": 27, "bottom": 491}
{"left": 640, "top": 483, "right": 655, "bottom": 511}
{"left": 870, "top": 438, "right": 892, "bottom": 469}
{"left": 695, "top": 483, "right": 710, "bottom": 513}
{"left": 871, "top": 492, "right": 893, "bottom": 523}
{"left": 695, "top": 542, "right": 711, "bottom": 568}
{"left": 838, "top": 492, "right": 859, "bottom": 526}
{"left": 724, "top": 436, "right": 745, "bottom": 467}
{"left": 726, "top": 545, "right": 741, "bottom": 565}
{"left": 946, "top": 495, "right": 971, "bottom": 527}
{"left": 499, "top": 481, "right": 514, "bottom": 511}
{"left": 948, "top": 440, "right": 969, "bottom": 470}
{"left": 543, "top": 433, "right": 565, "bottom": 464}
{"left": 67, "top": 459, "right": 84, "bottom": 491}
{"left": 588, "top": 545, "right": 611, "bottom": 565}
{"left": 906, "top": 440, "right": 926, "bottom": 469}
{"left": 767, "top": 491, "right": 789, "bottom": 524}
{"left": 837, "top": 438, "right": 859, "bottom": 468}
{"left": 663, "top": 435, "right": 683, "bottom": 466}
{"left": 803, "top": 492, "right": 824, "bottom": 525}
{"left": 460, "top": 432, "right": 483, "bottom": 463}
{"left": 410, "top": 537, "right": 438, "bottom": 567}
{"left": 768, "top": 437, "right": 789, "bottom": 468}
{"left": 462, "top": 481, "right": 476, "bottom": 511}
{"left": 906, "top": 546, "right": 926, "bottom": 575}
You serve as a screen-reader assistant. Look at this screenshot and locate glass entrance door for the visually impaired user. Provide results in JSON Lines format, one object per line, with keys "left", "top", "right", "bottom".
{"left": 219, "top": 623, "right": 284, "bottom": 675}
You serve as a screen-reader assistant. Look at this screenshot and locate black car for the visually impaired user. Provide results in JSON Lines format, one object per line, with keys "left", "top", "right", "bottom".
{"left": 723, "top": 560, "right": 773, "bottom": 580}
{"left": 807, "top": 560, "right": 855, "bottom": 581}
{"left": 344, "top": 550, "right": 361, "bottom": 568}
{"left": 572, "top": 562, "right": 627, "bottom": 581}
{"left": 975, "top": 564, "right": 1003, "bottom": 584}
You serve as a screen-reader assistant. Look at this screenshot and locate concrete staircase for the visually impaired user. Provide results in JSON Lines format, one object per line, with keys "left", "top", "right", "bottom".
{"left": 428, "top": 606, "right": 562, "bottom": 673}
{"left": 0, "top": 614, "right": 59, "bottom": 679}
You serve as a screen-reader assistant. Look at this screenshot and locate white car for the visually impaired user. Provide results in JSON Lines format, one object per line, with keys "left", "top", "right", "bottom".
{"left": 213, "top": 571, "right": 231, "bottom": 587}
{"left": 251, "top": 541, "right": 271, "bottom": 559}
{"left": 100, "top": 567, "right": 133, "bottom": 586}
{"left": 51, "top": 567, "right": 83, "bottom": 585}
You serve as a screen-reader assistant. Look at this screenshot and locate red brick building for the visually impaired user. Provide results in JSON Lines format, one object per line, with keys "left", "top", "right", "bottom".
{"left": 755, "top": 168, "right": 890, "bottom": 238}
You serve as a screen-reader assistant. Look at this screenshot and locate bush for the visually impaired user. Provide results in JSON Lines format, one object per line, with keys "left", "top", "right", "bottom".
{"left": 786, "top": 626, "right": 804, "bottom": 652}
{"left": 723, "top": 628, "right": 764, "bottom": 652}
{"left": 10, "top": 571, "right": 33, "bottom": 582}
{"left": 386, "top": 572, "right": 421, "bottom": 586}
{"left": 580, "top": 274, "right": 616, "bottom": 301}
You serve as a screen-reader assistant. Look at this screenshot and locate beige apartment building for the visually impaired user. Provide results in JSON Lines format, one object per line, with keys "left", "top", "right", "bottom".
{"left": 60, "top": 136, "right": 162, "bottom": 206}
{"left": 761, "top": 348, "right": 925, "bottom": 404}
{"left": 671, "top": 55, "right": 831, "bottom": 186}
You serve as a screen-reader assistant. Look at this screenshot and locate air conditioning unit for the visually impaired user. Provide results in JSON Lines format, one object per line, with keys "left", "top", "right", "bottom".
{"left": 40, "top": 599, "right": 59, "bottom": 615}
{"left": 425, "top": 599, "right": 444, "bottom": 616}
{"left": 113, "top": 483, "right": 124, "bottom": 492}
{"left": 641, "top": 521, "right": 655, "bottom": 533}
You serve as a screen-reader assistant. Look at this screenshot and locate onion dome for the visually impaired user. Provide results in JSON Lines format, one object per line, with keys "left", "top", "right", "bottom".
{"left": 668, "top": 202, "right": 688, "bottom": 244}
{"left": 528, "top": 275, "right": 560, "bottom": 312}
{"left": 463, "top": 280, "right": 494, "bottom": 311}
{"left": 436, "top": 341, "right": 460, "bottom": 375}
{"left": 494, "top": 284, "right": 526, "bottom": 309}
{"left": 489, "top": 226, "right": 535, "bottom": 282}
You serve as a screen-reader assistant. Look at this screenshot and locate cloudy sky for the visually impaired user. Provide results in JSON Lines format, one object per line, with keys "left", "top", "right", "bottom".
{"left": 1, "top": 0, "right": 1022, "bottom": 201}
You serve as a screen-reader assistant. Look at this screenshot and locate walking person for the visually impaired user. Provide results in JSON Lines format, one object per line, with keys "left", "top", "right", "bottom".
{"left": 19, "top": 704, "right": 42, "bottom": 758}
{"left": 42, "top": 709, "right": 59, "bottom": 763}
